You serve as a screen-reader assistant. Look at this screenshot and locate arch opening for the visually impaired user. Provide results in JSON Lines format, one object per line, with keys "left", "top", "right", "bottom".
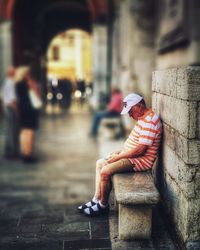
{"left": 45, "top": 29, "right": 93, "bottom": 113}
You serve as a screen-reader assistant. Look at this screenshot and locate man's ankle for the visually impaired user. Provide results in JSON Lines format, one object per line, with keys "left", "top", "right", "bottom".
{"left": 92, "top": 197, "right": 99, "bottom": 203}
{"left": 99, "top": 201, "right": 108, "bottom": 208}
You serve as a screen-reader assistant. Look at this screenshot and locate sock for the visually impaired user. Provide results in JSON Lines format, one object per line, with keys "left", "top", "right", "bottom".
{"left": 85, "top": 200, "right": 94, "bottom": 207}
{"left": 92, "top": 197, "right": 99, "bottom": 203}
{"left": 84, "top": 202, "right": 108, "bottom": 215}
{"left": 99, "top": 201, "right": 107, "bottom": 208}
{"left": 84, "top": 203, "right": 99, "bottom": 214}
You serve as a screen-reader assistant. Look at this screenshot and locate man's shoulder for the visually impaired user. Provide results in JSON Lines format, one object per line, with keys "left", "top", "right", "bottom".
{"left": 140, "top": 110, "right": 162, "bottom": 127}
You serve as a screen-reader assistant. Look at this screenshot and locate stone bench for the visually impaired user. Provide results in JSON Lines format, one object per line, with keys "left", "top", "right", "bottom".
{"left": 99, "top": 117, "right": 122, "bottom": 139}
{"left": 112, "top": 171, "right": 160, "bottom": 240}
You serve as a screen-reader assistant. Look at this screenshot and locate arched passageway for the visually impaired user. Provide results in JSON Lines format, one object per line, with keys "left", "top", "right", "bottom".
{"left": 11, "top": 0, "right": 110, "bottom": 110}
{"left": 45, "top": 29, "right": 92, "bottom": 113}
{"left": 12, "top": 0, "right": 91, "bottom": 84}
{"left": 12, "top": 0, "right": 91, "bottom": 62}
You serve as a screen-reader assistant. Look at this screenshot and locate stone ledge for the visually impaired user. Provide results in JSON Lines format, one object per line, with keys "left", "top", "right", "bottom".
{"left": 113, "top": 172, "right": 160, "bottom": 240}
{"left": 113, "top": 172, "right": 160, "bottom": 205}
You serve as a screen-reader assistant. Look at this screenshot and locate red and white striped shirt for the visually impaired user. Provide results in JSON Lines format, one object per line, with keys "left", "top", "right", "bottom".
{"left": 122, "top": 109, "right": 162, "bottom": 172}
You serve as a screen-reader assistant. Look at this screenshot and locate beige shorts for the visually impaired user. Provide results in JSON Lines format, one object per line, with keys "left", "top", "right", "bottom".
{"left": 97, "top": 158, "right": 135, "bottom": 174}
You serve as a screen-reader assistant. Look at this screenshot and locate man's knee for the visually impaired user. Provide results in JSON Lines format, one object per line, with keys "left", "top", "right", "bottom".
{"left": 100, "top": 167, "right": 111, "bottom": 181}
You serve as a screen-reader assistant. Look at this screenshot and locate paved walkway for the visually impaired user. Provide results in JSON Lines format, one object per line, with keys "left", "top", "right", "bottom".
{"left": 0, "top": 105, "right": 111, "bottom": 250}
{"left": 0, "top": 104, "right": 178, "bottom": 250}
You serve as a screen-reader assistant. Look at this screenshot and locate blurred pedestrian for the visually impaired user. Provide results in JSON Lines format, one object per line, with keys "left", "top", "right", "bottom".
{"left": 77, "top": 79, "right": 86, "bottom": 104}
{"left": 90, "top": 87, "right": 123, "bottom": 137}
{"left": 0, "top": 66, "right": 20, "bottom": 159}
{"left": 15, "top": 67, "right": 42, "bottom": 163}
{"left": 65, "top": 78, "right": 72, "bottom": 108}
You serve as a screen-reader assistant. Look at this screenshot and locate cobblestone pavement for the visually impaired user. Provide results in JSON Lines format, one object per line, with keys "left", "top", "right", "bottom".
{"left": 0, "top": 106, "right": 111, "bottom": 250}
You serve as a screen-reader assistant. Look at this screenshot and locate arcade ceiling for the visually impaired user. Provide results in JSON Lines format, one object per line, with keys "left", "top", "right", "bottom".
{"left": 0, "top": 0, "right": 110, "bottom": 65}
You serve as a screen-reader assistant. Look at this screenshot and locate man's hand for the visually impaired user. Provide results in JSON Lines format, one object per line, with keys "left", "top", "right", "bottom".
{"left": 106, "top": 154, "right": 121, "bottom": 163}
{"left": 106, "top": 144, "right": 148, "bottom": 164}
{"left": 105, "top": 150, "right": 121, "bottom": 160}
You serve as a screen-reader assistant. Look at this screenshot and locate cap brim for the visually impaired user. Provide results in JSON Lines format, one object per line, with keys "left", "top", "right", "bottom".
{"left": 120, "top": 105, "right": 131, "bottom": 115}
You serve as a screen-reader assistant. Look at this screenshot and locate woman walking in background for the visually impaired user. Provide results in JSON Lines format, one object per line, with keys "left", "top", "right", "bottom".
{"left": 15, "top": 67, "right": 42, "bottom": 163}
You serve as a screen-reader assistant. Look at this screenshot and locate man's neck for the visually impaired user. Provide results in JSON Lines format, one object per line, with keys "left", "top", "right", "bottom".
{"left": 138, "top": 108, "right": 151, "bottom": 120}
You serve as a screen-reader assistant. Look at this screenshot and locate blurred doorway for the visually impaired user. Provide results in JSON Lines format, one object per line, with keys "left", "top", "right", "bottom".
{"left": 45, "top": 29, "right": 93, "bottom": 114}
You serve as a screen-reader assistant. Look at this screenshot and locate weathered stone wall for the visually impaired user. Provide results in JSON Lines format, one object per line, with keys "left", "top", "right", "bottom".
{"left": 110, "top": 1, "right": 200, "bottom": 246}
{"left": 152, "top": 0, "right": 200, "bottom": 247}
{"left": 152, "top": 67, "right": 200, "bottom": 248}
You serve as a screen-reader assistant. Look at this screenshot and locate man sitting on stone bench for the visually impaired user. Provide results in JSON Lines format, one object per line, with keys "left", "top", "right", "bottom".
{"left": 78, "top": 93, "right": 162, "bottom": 216}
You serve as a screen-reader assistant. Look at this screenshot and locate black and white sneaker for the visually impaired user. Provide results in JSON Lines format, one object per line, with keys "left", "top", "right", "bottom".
{"left": 83, "top": 202, "right": 109, "bottom": 216}
{"left": 77, "top": 200, "right": 97, "bottom": 212}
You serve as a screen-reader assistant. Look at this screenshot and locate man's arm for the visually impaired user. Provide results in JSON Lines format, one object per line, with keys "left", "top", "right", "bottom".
{"left": 108, "top": 149, "right": 122, "bottom": 156}
{"left": 28, "top": 79, "right": 41, "bottom": 97}
{"left": 107, "top": 144, "right": 147, "bottom": 164}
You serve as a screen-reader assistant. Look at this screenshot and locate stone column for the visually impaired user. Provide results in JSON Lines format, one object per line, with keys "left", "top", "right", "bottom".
{"left": 111, "top": 0, "right": 156, "bottom": 130}
{"left": 91, "top": 24, "right": 108, "bottom": 109}
{"left": 152, "top": 67, "right": 200, "bottom": 249}
{"left": 0, "top": 21, "right": 13, "bottom": 82}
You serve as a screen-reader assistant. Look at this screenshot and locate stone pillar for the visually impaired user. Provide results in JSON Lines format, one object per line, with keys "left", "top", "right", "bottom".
{"left": 152, "top": 67, "right": 200, "bottom": 249}
{"left": 111, "top": 0, "right": 156, "bottom": 130}
{"left": 0, "top": 21, "right": 13, "bottom": 82}
{"left": 112, "top": 0, "right": 133, "bottom": 95}
{"left": 91, "top": 24, "right": 108, "bottom": 109}
{"left": 112, "top": 0, "right": 156, "bottom": 101}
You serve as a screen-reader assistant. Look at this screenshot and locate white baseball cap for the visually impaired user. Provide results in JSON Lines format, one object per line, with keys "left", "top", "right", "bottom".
{"left": 121, "top": 93, "right": 143, "bottom": 115}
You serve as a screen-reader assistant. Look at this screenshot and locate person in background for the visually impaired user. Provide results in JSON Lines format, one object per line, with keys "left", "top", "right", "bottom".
{"left": 90, "top": 87, "right": 123, "bottom": 137}
{"left": 15, "top": 67, "right": 41, "bottom": 163}
{"left": 1, "top": 66, "right": 20, "bottom": 159}
{"left": 78, "top": 93, "right": 162, "bottom": 216}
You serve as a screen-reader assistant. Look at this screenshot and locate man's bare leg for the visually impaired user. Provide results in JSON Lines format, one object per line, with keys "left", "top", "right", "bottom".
{"left": 100, "top": 159, "right": 133, "bottom": 205}
{"left": 77, "top": 158, "right": 107, "bottom": 211}
{"left": 94, "top": 159, "right": 107, "bottom": 200}
{"left": 83, "top": 159, "right": 133, "bottom": 215}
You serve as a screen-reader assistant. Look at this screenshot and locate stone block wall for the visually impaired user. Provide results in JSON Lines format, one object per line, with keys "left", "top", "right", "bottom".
{"left": 152, "top": 66, "right": 200, "bottom": 247}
